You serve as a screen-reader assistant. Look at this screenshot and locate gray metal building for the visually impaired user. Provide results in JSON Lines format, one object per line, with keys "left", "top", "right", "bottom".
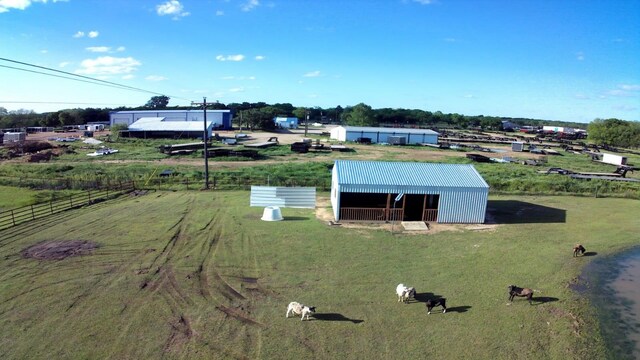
{"left": 331, "top": 160, "right": 489, "bottom": 223}
{"left": 109, "top": 110, "right": 232, "bottom": 130}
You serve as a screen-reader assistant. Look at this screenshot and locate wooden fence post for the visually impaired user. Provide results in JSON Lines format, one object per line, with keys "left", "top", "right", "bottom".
{"left": 31, "top": 205, "right": 35, "bottom": 220}
{"left": 11, "top": 210, "right": 15, "bottom": 226}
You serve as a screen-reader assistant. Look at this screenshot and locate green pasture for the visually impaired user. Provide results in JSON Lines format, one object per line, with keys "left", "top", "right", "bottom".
{"left": 1, "top": 191, "right": 639, "bottom": 359}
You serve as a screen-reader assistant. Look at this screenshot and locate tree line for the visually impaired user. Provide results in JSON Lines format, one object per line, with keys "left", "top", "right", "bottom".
{"left": 1, "top": 97, "right": 638, "bottom": 148}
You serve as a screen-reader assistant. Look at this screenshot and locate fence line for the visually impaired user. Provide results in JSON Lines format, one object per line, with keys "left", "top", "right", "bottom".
{"left": 0, "top": 181, "right": 135, "bottom": 230}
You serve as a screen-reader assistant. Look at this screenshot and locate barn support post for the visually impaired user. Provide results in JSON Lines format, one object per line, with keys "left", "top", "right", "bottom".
{"left": 385, "top": 193, "right": 391, "bottom": 222}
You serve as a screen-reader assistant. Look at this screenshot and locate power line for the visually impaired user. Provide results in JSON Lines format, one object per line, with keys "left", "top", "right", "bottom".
{"left": 0, "top": 57, "right": 192, "bottom": 102}
{"left": 0, "top": 64, "right": 144, "bottom": 93}
{"left": 0, "top": 100, "right": 140, "bottom": 106}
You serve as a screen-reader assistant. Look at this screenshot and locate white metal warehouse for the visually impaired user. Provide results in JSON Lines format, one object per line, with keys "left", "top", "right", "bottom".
{"left": 126, "top": 117, "right": 216, "bottom": 139}
{"left": 331, "top": 160, "right": 489, "bottom": 223}
{"left": 329, "top": 126, "right": 439, "bottom": 145}
{"left": 109, "top": 110, "right": 232, "bottom": 130}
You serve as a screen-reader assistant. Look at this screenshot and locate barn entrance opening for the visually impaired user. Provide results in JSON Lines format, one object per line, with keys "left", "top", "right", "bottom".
{"left": 404, "top": 194, "right": 424, "bottom": 221}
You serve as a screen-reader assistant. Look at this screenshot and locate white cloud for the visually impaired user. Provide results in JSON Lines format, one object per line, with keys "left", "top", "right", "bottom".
{"left": 463, "top": 94, "right": 475, "bottom": 98}
{"left": 303, "top": 70, "right": 321, "bottom": 77}
{"left": 59, "top": 61, "right": 70, "bottom": 67}
{"left": 606, "top": 84, "right": 640, "bottom": 97}
{"left": 76, "top": 56, "right": 141, "bottom": 75}
{"left": 255, "top": 55, "right": 265, "bottom": 61}
{"left": 574, "top": 94, "right": 589, "bottom": 99}
{"left": 241, "top": 0, "right": 259, "bottom": 11}
{"left": 116, "top": 46, "right": 126, "bottom": 52}
{"left": 156, "top": 0, "right": 190, "bottom": 19}
{"left": 619, "top": 84, "right": 640, "bottom": 91}
{"left": 229, "top": 87, "right": 244, "bottom": 92}
{"left": 0, "top": 0, "right": 67, "bottom": 13}
{"left": 40, "top": 49, "right": 47, "bottom": 53}
{"left": 122, "top": 74, "right": 134, "bottom": 80}
{"left": 444, "top": 38, "right": 456, "bottom": 42}
{"left": 73, "top": 31, "right": 85, "bottom": 38}
{"left": 613, "top": 104, "right": 637, "bottom": 111}
{"left": 216, "top": 54, "right": 245, "bottom": 62}
{"left": 413, "top": 0, "right": 433, "bottom": 4}
{"left": 88, "top": 31, "right": 99, "bottom": 38}
{"left": 216, "top": 10, "right": 224, "bottom": 16}
{"left": 576, "top": 51, "right": 584, "bottom": 61}
{"left": 145, "top": 75, "right": 167, "bottom": 81}
{"left": 86, "top": 46, "right": 110, "bottom": 53}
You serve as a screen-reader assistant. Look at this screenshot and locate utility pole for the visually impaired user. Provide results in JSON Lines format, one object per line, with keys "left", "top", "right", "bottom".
{"left": 191, "top": 97, "right": 209, "bottom": 189}
{"left": 305, "top": 109, "right": 309, "bottom": 137}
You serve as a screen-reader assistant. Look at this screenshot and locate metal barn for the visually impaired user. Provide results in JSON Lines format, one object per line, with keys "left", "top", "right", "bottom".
{"left": 331, "top": 160, "right": 489, "bottom": 224}
{"left": 126, "top": 117, "right": 216, "bottom": 139}
{"left": 109, "top": 110, "right": 232, "bottom": 130}
{"left": 329, "top": 126, "right": 439, "bottom": 145}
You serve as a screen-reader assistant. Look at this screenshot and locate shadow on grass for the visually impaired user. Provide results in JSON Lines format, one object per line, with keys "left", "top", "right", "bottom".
{"left": 533, "top": 296, "right": 559, "bottom": 305}
{"left": 313, "top": 313, "right": 364, "bottom": 324}
{"left": 283, "top": 216, "right": 309, "bottom": 221}
{"left": 487, "top": 200, "right": 566, "bottom": 224}
{"left": 582, "top": 252, "right": 598, "bottom": 257}
{"left": 445, "top": 306, "right": 472, "bottom": 313}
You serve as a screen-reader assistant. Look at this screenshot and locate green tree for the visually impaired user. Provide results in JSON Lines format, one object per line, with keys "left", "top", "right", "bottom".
{"left": 588, "top": 118, "right": 640, "bottom": 148}
{"left": 344, "top": 103, "right": 376, "bottom": 126}
{"left": 144, "top": 96, "right": 170, "bottom": 109}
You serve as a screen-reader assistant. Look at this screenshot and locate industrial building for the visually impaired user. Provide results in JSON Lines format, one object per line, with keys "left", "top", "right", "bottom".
{"left": 329, "top": 126, "right": 439, "bottom": 145}
{"left": 125, "top": 117, "right": 216, "bottom": 139}
{"left": 331, "top": 160, "right": 489, "bottom": 224}
{"left": 273, "top": 117, "right": 299, "bottom": 129}
{"left": 109, "top": 110, "right": 232, "bottom": 130}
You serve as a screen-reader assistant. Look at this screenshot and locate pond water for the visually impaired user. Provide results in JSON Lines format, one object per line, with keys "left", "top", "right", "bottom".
{"left": 579, "top": 246, "right": 640, "bottom": 359}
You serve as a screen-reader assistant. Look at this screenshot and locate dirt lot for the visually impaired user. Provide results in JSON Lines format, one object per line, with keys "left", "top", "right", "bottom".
{"left": 16, "top": 126, "right": 543, "bottom": 169}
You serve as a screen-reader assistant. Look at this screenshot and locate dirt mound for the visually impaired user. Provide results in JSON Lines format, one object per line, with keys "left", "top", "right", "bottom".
{"left": 21, "top": 240, "right": 99, "bottom": 260}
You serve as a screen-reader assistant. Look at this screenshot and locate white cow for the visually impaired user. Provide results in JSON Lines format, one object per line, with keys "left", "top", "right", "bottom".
{"left": 286, "top": 302, "right": 316, "bottom": 321}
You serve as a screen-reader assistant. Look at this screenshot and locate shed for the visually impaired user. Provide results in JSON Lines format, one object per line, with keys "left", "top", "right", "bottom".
{"left": 274, "top": 117, "right": 299, "bottom": 129}
{"left": 331, "top": 160, "right": 489, "bottom": 223}
{"left": 329, "top": 126, "right": 439, "bottom": 145}
{"left": 127, "top": 117, "right": 216, "bottom": 139}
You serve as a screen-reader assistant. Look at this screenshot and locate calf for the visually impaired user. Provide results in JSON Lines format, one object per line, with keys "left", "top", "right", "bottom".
{"left": 425, "top": 298, "right": 447, "bottom": 314}
{"left": 573, "top": 244, "right": 586, "bottom": 257}
{"left": 286, "top": 302, "right": 316, "bottom": 321}
{"left": 508, "top": 285, "right": 534, "bottom": 305}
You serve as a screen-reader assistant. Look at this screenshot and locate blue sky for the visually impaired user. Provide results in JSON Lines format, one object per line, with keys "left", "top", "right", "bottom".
{"left": 1, "top": 0, "right": 639, "bottom": 123}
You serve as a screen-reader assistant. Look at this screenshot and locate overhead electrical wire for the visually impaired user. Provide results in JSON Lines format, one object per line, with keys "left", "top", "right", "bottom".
{"left": 0, "top": 57, "right": 192, "bottom": 103}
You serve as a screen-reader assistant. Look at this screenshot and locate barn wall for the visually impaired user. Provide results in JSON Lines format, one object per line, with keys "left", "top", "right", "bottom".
{"left": 437, "top": 188, "right": 488, "bottom": 223}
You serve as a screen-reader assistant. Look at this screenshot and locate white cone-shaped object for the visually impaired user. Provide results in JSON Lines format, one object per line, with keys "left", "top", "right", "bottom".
{"left": 261, "top": 206, "right": 283, "bottom": 221}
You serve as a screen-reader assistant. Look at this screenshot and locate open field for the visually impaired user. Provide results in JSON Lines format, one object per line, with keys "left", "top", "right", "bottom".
{"left": 1, "top": 191, "right": 639, "bottom": 359}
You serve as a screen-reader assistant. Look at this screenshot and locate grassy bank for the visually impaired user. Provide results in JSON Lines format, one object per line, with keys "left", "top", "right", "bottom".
{"left": 1, "top": 191, "right": 638, "bottom": 359}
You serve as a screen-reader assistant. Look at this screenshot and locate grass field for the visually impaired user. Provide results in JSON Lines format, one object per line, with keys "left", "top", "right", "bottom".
{"left": 1, "top": 191, "right": 639, "bottom": 359}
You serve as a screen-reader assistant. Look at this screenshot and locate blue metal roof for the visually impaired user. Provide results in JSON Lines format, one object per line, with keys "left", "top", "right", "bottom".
{"left": 334, "top": 160, "right": 489, "bottom": 193}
